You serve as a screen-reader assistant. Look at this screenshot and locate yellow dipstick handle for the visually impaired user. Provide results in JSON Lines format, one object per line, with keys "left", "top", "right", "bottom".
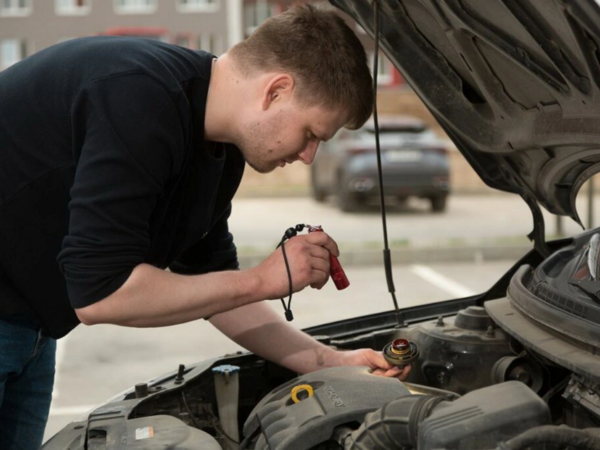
{"left": 291, "top": 384, "right": 314, "bottom": 403}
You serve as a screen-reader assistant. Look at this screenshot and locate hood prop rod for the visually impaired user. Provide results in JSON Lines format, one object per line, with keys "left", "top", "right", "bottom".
{"left": 373, "top": 0, "right": 406, "bottom": 328}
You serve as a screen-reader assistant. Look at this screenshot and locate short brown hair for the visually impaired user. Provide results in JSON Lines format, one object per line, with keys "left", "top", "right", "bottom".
{"left": 229, "top": 3, "right": 373, "bottom": 129}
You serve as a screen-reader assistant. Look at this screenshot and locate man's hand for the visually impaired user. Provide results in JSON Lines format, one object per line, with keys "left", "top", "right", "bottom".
{"left": 250, "top": 232, "right": 340, "bottom": 300}
{"left": 210, "top": 303, "right": 413, "bottom": 379}
{"left": 331, "top": 348, "right": 412, "bottom": 381}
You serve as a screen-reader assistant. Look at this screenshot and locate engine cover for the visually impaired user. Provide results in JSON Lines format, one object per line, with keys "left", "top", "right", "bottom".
{"left": 242, "top": 366, "right": 411, "bottom": 450}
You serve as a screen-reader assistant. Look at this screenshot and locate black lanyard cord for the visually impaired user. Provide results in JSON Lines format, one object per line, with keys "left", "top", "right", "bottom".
{"left": 279, "top": 238, "right": 295, "bottom": 321}
{"left": 276, "top": 224, "right": 307, "bottom": 322}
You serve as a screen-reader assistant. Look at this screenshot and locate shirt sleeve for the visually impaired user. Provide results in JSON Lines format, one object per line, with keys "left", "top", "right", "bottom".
{"left": 169, "top": 203, "right": 239, "bottom": 275}
{"left": 58, "top": 73, "right": 186, "bottom": 309}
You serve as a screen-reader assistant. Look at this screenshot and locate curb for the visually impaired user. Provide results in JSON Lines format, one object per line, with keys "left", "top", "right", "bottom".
{"left": 238, "top": 244, "right": 533, "bottom": 269}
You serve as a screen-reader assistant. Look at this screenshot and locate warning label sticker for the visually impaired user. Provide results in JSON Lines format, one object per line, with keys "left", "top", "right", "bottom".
{"left": 135, "top": 426, "right": 154, "bottom": 440}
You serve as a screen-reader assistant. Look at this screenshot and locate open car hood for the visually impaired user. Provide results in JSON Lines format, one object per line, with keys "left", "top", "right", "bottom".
{"left": 332, "top": 0, "right": 600, "bottom": 227}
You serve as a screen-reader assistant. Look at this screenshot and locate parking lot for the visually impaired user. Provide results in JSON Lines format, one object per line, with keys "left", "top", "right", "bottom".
{"left": 229, "top": 193, "right": 599, "bottom": 252}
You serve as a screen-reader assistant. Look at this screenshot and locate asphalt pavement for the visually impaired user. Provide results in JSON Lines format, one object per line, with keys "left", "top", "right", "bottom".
{"left": 229, "top": 192, "right": 600, "bottom": 266}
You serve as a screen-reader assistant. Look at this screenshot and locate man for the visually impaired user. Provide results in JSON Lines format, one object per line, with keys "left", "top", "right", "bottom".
{"left": 0, "top": 4, "right": 410, "bottom": 448}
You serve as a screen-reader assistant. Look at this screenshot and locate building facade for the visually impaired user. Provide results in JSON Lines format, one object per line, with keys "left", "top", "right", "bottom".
{"left": 0, "top": 0, "right": 402, "bottom": 86}
{"left": 0, "top": 0, "right": 242, "bottom": 70}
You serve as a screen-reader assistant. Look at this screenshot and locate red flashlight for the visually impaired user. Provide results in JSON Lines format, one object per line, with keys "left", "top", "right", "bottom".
{"left": 308, "top": 225, "right": 350, "bottom": 290}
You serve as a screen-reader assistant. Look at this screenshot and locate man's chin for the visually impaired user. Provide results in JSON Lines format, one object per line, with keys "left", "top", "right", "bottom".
{"left": 247, "top": 160, "right": 278, "bottom": 174}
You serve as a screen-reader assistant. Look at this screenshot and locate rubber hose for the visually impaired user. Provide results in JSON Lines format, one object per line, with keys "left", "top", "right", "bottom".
{"left": 498, "top": 425, "right": 600, "bottom": 450}
{"left": 345, "top": 395, "right": 445, "bottom": 450}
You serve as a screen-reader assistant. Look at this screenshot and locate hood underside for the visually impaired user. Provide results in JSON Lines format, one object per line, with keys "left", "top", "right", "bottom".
{"left": 332, "top": 0, "right": 600, "bottom": 224}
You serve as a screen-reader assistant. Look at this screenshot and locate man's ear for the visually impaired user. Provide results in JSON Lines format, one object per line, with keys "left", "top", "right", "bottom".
{"left": 262, "top": 74, "right": 295, "bottom": 111}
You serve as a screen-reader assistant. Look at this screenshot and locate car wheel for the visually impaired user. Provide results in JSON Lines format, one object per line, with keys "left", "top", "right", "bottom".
{"left": 310, "top": 167, "right": 327, "bottom": 203}
{"left": 311, "top": 180, "right": 327, "bottom": 203}
{"left": 430, "top": 196, "right": 447, "bottom": 213}
{"left": 338, "top": 180, "right": 360, "bottom": 212}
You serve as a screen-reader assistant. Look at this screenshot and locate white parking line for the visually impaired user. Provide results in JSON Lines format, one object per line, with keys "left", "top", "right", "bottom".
{"left": 410, "top": 265, "right": 477, "bottom": 298}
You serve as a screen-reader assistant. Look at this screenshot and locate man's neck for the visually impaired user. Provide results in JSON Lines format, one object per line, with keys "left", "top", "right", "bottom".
{"left": 204, "top": 54, "right": 242, "bottom": 144}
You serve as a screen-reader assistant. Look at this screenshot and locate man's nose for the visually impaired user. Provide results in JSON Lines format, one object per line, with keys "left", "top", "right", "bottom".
{"left": 298, "top": 140, "right": 320, "bottom": 165}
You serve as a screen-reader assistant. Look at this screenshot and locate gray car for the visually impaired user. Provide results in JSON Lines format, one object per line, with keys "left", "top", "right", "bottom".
{"left": 310, "top": 115, "right": 450, "bottom": 212}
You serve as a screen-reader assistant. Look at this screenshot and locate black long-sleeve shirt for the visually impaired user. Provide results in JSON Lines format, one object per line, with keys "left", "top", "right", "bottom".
{"left": 0, "top": 37, "right": 245, "bottom": 339}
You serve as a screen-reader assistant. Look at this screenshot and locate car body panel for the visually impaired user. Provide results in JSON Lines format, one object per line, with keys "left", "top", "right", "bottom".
{"left": 331, "top": 0, "right": 600, "bottom": 225}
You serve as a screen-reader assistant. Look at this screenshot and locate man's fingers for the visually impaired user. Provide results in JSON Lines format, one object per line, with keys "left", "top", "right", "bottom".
{"left": 309, "top": 244, "right": 330, "bottom": 262}
{"left": 371, "top": 365, "right": 411, "bottom": 380}
{"left": 309, "top": 268, "right": 329, "bottom": 289}
{"left": 281, "top": 234, "right": 347, "bottom": 291}
{"left": 309, "top": 256, "right": 329, "bottom": 274}
{"left": 303, "top": 231, "right": 340, "bottom": 257}
{"left": 400, "top": 364, "right": 412, "bottom": 379}
{"left": 383, "top": 367, "right": 403, "bottom": 377}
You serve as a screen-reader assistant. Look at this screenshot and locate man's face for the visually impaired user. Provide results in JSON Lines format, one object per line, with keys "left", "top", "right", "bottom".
{"left": 238, "top": 98, "right": 348, "bottom": 174}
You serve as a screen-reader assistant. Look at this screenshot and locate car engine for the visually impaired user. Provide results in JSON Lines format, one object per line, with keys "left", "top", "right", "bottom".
{"left": 242, "top": 368, "right": 549, "bottom": 450}
{"left": 236, "top": 295, "right": 600, "bottom": 449}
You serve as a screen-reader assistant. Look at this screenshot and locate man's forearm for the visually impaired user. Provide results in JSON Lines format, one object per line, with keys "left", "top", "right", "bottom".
{"left": 76, "top": 231, "right": 340, "bottom": 329}
{"left": 209, "top": 302, "right": 340, "bottom": 374}
{"left": 76, "top": 263, "right": 264, "bottom": 327}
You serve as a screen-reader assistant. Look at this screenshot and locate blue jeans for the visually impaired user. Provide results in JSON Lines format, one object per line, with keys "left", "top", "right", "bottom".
{"left": 0, "top": 317, "right": 56, "bottom": 450}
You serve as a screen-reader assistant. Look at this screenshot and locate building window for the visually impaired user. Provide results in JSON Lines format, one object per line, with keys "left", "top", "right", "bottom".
{"left": 114, "top": 0, "right": 156, "bottom": 14}
{"left": 177, "top": 0, "right": 219, "bottom": 13}
{"left": 198, "top": 34, "right": 222, "bottom": 56}
{"left": 244, "top": 1, "right": 278, "bottom": 37}
{"left": 0, "top": 0, "right": 31, "bottom": 17}
{"left": 1, "top": 38, "right": 27, "bottom": 70}
{"left": 56, "top": 0, "right": 90, "bottom": 15}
